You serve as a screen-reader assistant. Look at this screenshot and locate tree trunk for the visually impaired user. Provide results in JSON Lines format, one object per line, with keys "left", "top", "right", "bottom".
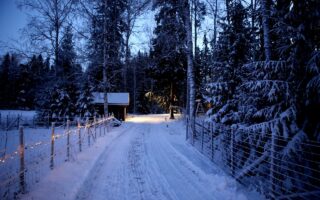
{"left": 213, "top": 0, "right": 218, "bottom": 45}
{"left": 251, "top": 0, "right": 255, "bottom": 31}
{"left": 133, "top": 62, "right": 137, "bottom": 113}
{"left": 261, "top": 0, "right": 272, "bottom": 61}
{"left": 184, "top": 0, "right": 196, "bottom": 137}
{"left": 54, "top": 29, "right": 59, "bottom": 75}
{"left": 194, "top": 0, "right": 198, "bottom": 56}
{"left": 54, "top": 0, "right": 59, "bottom": 76}
{"left": 251, "top": 0, "right": 256, "bottom": 61}
{"left": 103, "top": 0, "right": 109, "bottom": 116}
{"left": 169, "top": 82, "right": 175, "bottom": 119}
{"left": 124, "top": 4, "right": 131, "bottom": 92}
{"left": 226, "top": 0, "right": 231, "bottom": 25}
{"left": 186, "top": 77, "right": 190, "bottom": 116}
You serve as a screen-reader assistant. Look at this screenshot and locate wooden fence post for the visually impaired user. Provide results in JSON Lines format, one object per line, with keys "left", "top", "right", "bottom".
{"left": 201, "top": 121, "right": 205, "bottom": 153}
{"left": 103, "top": 117, "right": 107, "bottom": 135}
{"left": 94, "top": 116, "right": 97, "bottom": 139}
{"left": 47, "top": 113, "right": 50, "bottom": 128}
{"left": 19, "top": 126, "right": 26, "bottom": 194}
{"left": 230, "top": 126, "right": 235, "bottom": 176}
{"left": 86, "top": 118, "right": 90, "bottom": 147}
{"left": 211, "top": 123, "right": 214, "bottom": 161}
{"left": 106, "top": 118, "right": 110, "bottom": 133}
{"left": 186, "top": 116, "right": 189, "bottom": 140}
{"left": 50, "top": 122, "right": 55, "bottom": 170}
{"left": 66, "top": 120, "right": 70, "bottom": 161}
{"left": 192, "top": 116, "right": 195, "bottom": 146}
{"left": 78, "top": 119, "right": 82, "bottom": 152}
{"left": 17, "top": 115, "right": 20, "bottom": 129}
{"left": 99, "top": 117, "right": 102, "bottom": 137}
{"left": 270, "top": 126, "right": 276, "bottom": 199}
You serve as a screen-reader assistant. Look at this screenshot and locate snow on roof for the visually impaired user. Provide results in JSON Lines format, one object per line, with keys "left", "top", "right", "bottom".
{"left": 92, "top": 92, "right": 129, "bottom": 106}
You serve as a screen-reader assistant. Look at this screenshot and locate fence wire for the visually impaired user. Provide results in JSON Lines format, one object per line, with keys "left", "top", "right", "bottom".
{"left": 0, "top": 117, "right": 115, "bottom": 200}
{"left": 187, "top": 117, "right": 320, "bottom": 200}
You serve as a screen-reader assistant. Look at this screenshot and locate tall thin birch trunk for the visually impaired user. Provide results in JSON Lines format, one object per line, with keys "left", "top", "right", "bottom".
{"left": 184, "top": 0, "right": 196, "bottom": 138}
{"left": 124, "top": 4, "right": 131, "bottom": 92}
{"left": 103, "top": 0, "right": 109, "bottom": 116}
{"left": 251, "top": 0, "right": 255, "bottom": 32}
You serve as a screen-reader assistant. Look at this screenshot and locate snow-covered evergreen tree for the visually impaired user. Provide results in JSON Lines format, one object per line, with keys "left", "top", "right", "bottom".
{"left": 150, "top": 0, "right": 187, "bottom": 119}
{"left": 77, "top": 76, "right": 96, "bottom": 117}
{"left": 37, "top": 25, "right": 81, "bottom": 119}
{"left": 205, "top": 0, "right": 251, "bottom": 125}
{"left": 86, "top": 0, "right": 127, "bottom": 93}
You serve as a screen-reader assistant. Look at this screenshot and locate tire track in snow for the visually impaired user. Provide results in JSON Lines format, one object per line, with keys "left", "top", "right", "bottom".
{"left": 128, "top": 125, "right": 178, "bottom": 200}
{"left": 75, "top": 115, "right": 251, "bottom": 200}
{"left": 145, "top": 124, "right": 214, "bottom": 200}
{"left": 76, "top": 123, "right": 138, "bottom": 200}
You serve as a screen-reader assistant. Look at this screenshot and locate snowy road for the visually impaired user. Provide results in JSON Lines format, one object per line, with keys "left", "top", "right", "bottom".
{"left": 74, "top": 115, "right": 250, "bottom": 200}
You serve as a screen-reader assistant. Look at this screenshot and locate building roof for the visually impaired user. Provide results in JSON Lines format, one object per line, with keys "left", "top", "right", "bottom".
{"left": 92, "top": 92, "right": 129, "bottom": 106}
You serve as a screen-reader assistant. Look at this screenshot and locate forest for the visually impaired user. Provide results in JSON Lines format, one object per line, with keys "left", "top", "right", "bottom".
{"left": 0, "top": 0, "right": 319, "bottom": 198}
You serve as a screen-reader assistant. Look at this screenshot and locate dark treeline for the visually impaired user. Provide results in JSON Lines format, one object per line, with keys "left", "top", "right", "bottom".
{"left": 0, "top": 0, "right": 191, "bottom": 119}
{"left": 0, "top": 53, "right": 50, "bottom": 110}
{"left": 0, "top": 1, "right": 318, "bottom": 139}
{"left": 0, "top": 0, "right": 318, "bottom": 137}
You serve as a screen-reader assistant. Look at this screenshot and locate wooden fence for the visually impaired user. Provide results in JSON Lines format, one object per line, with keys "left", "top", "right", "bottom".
{"left": 0, "top": 116, "right": 115, "bottom": 199}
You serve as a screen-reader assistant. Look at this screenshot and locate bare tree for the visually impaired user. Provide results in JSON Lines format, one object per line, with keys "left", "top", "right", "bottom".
{"left": 18, "top": 0, "right": 77, "bottom": 72}
{"left": 204, "top": 0, "right": 219, "bottom": 45}
{"left": 123, "top": 0, "right": 151, "bottom": 92}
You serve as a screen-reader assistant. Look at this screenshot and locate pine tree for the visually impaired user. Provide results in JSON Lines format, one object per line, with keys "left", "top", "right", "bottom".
{"left": 0, "top": 54, "right": 11, "bottom": 108}
{"left": 37, "top": 25, "right": 81, "bottom": 119}
{"left": 199, "top": 33, "right": 211, "bottom": 97}
{"left": 150, "top": 0, "right": 187, "bottom": 118}
{"left": 7, "top": 54, "right": 21, "bottom": 108}
{"left": 16, "top": 64, "right": 33, "bottom": 109}
{"left": 127, "top": 51, "right": 153, "bottom": 114}
{"left": 206, "top": 1, "right": 251, "bottom": 124}
{"left": 87, "top": 0, "right": 127, "bottom": 116}
{"left": 77, "top": 76, "right": 96, "bottom": 117}
{"left": 56, "top": 25, "right": 81, "bottom": 118}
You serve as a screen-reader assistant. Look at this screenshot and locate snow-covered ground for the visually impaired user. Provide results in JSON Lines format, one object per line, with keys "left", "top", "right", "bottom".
{"left": 21, "top": 114, "right": 262, "bottom": 200}
{"left": 0, "top": 112, "right": 110, "bottom": 199}
{"left": 0, "top": 110, "right": 37, "bottom": 129}
{"left": 0, "top": 110, "right": 36, "bottom": 120}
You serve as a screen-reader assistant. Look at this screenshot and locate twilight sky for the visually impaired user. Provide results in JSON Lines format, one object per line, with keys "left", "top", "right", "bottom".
{"left": 0, "top": 0, "right": 212, "bottom": 58}
{"left": 0, "top": 0, "right": 28, "bottom": 54}
{"left": 0, "top": 0, "right": 155, "bottom": 57}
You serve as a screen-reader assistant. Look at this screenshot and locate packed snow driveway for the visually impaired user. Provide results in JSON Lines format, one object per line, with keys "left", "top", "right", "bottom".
{"left": 75, "top": 115, "right": 250, "bottom": 200}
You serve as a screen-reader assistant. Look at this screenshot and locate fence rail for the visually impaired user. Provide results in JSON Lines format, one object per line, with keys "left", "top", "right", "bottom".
{"left": 0, "top": 116, "right": 116, "bottom": 199}
{"left": 186, "top": 116, "right": 320, "bottom": 200}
